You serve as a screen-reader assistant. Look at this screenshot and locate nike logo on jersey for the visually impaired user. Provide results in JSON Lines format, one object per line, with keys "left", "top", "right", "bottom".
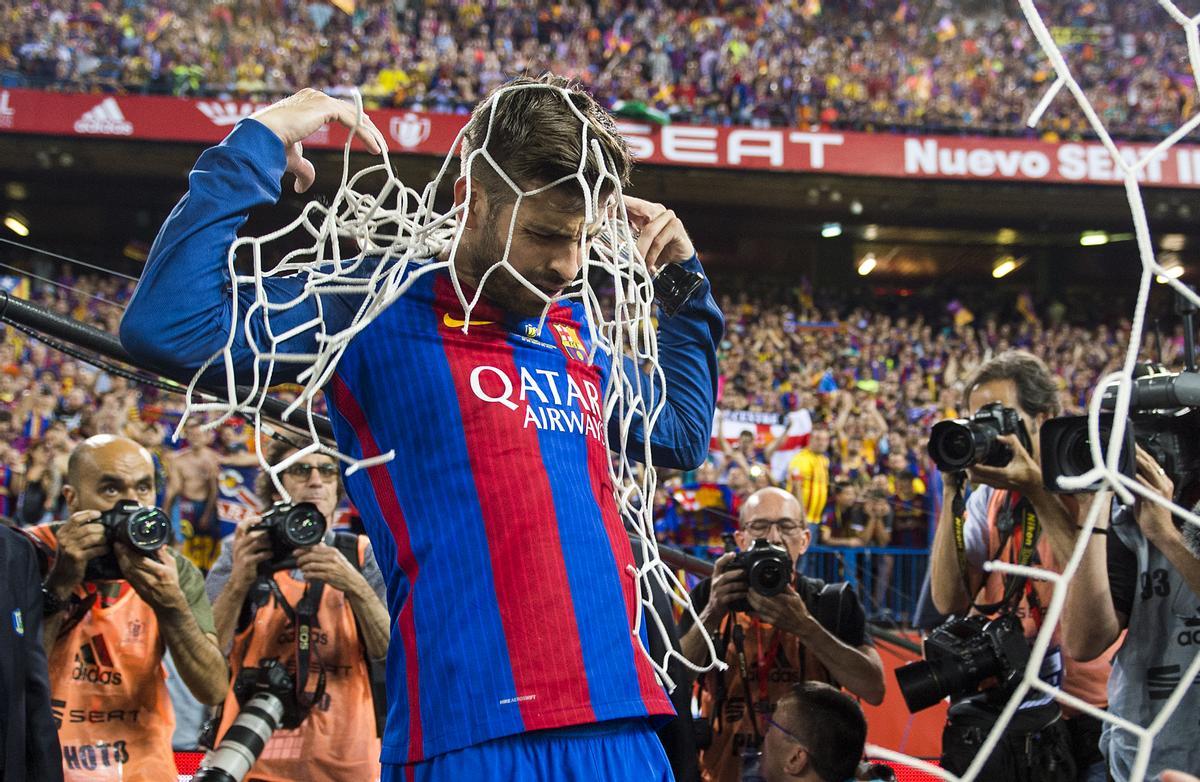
{"left": 443, "top": 314, "right": 495, "bottom": 329}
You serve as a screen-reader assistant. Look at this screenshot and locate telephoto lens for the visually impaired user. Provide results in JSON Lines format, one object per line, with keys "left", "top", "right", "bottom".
{"left": 192, "top": 692, "right": 285, "bottom": 782}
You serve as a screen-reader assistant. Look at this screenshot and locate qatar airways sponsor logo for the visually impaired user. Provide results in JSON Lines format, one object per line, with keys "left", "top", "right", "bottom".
{"left": 469, "top": 364, "right": 605, "bottom": 442}
{"left": 615, "top": 122, "right": 844, "bottom": 170}
{"left": 903, "top": 137, "right": 1181, "bottom": 184}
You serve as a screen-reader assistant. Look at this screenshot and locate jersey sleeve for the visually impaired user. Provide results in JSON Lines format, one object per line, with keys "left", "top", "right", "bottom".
{"left": 602, "top": 256, "right": 724, "bottom": 471}
{"left": 119, "top": 119, "right": 369, "bottom": 384}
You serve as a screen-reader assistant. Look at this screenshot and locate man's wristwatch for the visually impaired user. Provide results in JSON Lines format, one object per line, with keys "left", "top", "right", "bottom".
{"left": 41, "top": 585, "right": 67, "bottom": 617}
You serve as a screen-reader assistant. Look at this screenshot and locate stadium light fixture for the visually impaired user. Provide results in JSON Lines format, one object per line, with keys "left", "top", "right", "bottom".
{"left": 857, "top": 253, "right": 877, "bottom": 276}
{"left": 821, "top": 222, "right": 843, "bottom": 239}
{"left": 3, "top": 213, "right": 28, "bottom": 237}
{"left": 992, "top": 257, "right": 1018, "bottom": 279}
{"left": 863, "top": 224, "right": 879, "bottom": 241}
{"left": 996, "top": 227, "right": 1018, "bottom": 245}
{"left": 1079, "top": 231, "right": 1109, "bottom": 246}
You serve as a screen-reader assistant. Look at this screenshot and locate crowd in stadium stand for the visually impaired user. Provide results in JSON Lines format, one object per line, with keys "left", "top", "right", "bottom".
{"left": 0, "top": 0, "right": 1195, "bottom": 139}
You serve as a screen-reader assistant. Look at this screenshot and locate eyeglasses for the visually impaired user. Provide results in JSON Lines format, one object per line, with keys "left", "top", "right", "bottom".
{"left": 743, "top": 519, "right": 806, "bottom": 537}
{"left": 282, "top": 462, "right": 339, "bottom": 482}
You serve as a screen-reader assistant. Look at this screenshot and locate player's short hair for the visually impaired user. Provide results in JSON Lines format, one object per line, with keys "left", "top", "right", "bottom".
{"left": 776, "top": 682, "right": 867, "bottom": 782}
{"left": 963, "top": 349, "right": 1061, "bottom": 418}
{"left": 255, "top": 439, "right": 345, "bottom": 508}
{"left": 460, "top": 74, "right": 632, "bottom": 210}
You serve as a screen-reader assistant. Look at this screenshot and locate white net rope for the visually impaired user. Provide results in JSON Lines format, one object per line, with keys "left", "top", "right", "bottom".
{"left": 176, "top": 82, "right": 724, "bottom": 690}
{"left": 866, "top": 3, "right": 1200, "bottom": 780}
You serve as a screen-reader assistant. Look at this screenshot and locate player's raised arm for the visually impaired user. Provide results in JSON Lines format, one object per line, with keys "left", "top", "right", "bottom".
{"left": 120, "top": 90, "right": 384, "bottom": 383}
{"left": 606, "top": 196, "right": 723, "bottom": 470}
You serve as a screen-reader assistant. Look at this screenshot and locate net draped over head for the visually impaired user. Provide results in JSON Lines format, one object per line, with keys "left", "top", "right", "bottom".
{"left": 176, "top": 77, "right": 724, "bottom": 689}
{"left": 865, "top": 4, "right": 1200, "bottom": 781}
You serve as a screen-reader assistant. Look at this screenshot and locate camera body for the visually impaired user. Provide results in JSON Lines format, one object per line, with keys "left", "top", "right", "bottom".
{"left": 895, "top": 613, "right": 1030, "bottom": 713}
{"left": 85, "top": 500, "right": 171, "bottom": 581}
{"left": 928, "top": 402, "right": 1033, "bottom": 473}
{"left": 252, "top": 502, "right": 327, "bottom": 572}
{"left": 1041, "top": 371, "right": 1200, "bottom": 501}
{"left": 727, "top": 537, "right": 792, "bottom": 613}
{"left": 232, "top": 659, "right": 311, "bottom": 730}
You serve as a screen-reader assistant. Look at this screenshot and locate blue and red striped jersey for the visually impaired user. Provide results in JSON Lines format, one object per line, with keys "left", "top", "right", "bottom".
{"left": 121, "top": 119, "right": 724, "bottom": 762}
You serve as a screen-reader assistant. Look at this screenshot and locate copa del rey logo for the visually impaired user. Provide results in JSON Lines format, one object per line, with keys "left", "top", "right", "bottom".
{"left": 74, "top": 97, "right": 133, "bottom": 136}
{"left": 390, "top": 113, "right": 431, "bottom": 149}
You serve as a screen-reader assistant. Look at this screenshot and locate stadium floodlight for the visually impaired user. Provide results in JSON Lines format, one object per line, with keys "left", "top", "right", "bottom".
{"left": 1079, "top": 230, "right": 1109, "bottom": 246}
{"left": 863, "top": 224, "right": 879, "bottom": 241}
{"left": 3, "top": 213, "right": 29, "bottom": 237}
{"left": 992, "top": 256, "right": 1018, "bottom": 279}
{"left": 857, "top": 253, "right": 877, "bottom": 276}
{"left": 821, "top": 222, "right": 843, "bottom": 238}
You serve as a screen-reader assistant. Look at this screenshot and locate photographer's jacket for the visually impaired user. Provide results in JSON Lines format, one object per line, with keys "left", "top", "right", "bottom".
{"left": 28, "top": 523, "right": 215, "bottom": 782}
{"left": 120, "top": 119, "right": 723, "bottom": 763}
{"left": 205, "top": 532, "right": 387, "bottom": 782}
{"left": 682, "top": 575, "right": 868, "bottom": 782}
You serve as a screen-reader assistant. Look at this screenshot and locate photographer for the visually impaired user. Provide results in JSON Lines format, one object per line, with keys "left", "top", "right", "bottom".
{"left": 680, "top": 487, "right": 885, "bottom": 782}
{"left": 29, "top": 434, "right": 228, "bottom": 781}
{"left": 204, "top": 439, "right": 389, "bottom": 782}
{"left": 928, "top": 351, "right": 1112, "bottom": 782}
{"left": 1046, "top": 448, "right": 1200, "bottom": 780}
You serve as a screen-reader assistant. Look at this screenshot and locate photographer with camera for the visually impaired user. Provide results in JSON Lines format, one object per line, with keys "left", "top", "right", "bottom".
{"left": 1041, "top": 446, "right": 1200, "bottom": 780}
{"left": 202, "top": 438, "right": 389, "bottom": 782}
{"left": 29, "top": 434, "right": 228, "bottom": 781}
{"left": 927, "top": 351, "right": 1114, "bottom": 782}
{"left": 680, "top": 487, "right": 885, "bottom": 782}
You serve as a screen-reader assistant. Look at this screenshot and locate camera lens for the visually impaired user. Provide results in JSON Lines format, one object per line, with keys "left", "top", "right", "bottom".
{"left": 282, "top": 504, "right": 326, "bottom": 548}
{"left": 751, "top": 559, "right": 789, "bottom": 596}
{"left": 930, "top": 420, "right": 984, "bottom": 471}
{"left": 123, "top": 508, "right": 170, "bottom": 552}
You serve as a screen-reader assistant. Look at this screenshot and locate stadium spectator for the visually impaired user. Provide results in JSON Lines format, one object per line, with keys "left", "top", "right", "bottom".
{"left": 786, "top": 427, "right": 831, "bottom": 527}
{"left": 204, "top": 439, "right": 389, "bottom": 782}
{"left": 166, "top": 418, "right": 221, "bottom": 573}
{"left": 1048, "top": 450, "right": 1200, "bottom": 781}
{"left": 28, "top": 434, "right": 227, "bottom": 781}
{"left": 759, "top": 682, "right": 867, "bottom": 782}
{"left": 820, "top": 480, "right": 867, "bottom": 547}
{"left": 928, "top": 351, "right": 1112, "bottom": 782}
{"left": 679, "top": 487, "right": 884, "bottom": 782}
{"left": 1, "top": 0, "right": 1196, "bottom": 140}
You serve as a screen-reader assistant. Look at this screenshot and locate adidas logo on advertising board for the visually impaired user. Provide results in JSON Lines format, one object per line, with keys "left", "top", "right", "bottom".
{"left": 73, "top": 98, "right": 132, "bottom": 136}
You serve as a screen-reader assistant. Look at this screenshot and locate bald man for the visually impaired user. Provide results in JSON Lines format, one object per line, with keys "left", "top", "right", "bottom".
{"left": 679, "top": 487, "right": 884, "bottom": 782}
{"left": 28, "top": 435, "right": 227, "bottom": 782}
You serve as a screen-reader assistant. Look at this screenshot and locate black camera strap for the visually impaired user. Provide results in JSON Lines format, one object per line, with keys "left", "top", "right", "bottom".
{"left": 952, "top": 482, "right": 1041, "bottom": 615}
{"left": 265, "top": 577, "right": 328, "bottom": 713}
{"left": 730, "top": 621, "right": 764, "bottom": 747}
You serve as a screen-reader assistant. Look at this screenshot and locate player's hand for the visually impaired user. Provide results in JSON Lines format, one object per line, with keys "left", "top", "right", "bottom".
{"left": 45, "top": 510, "right": 108, "bottom": 597}
{"left": 117, "top": 545, "right": 188, "bottom": 614}
{"left": 296, "top": 543, "right": 369, "bottom": 597}
{"left": 967, "top": 434, "right": 1042, "bottom": 495}
{"left": 229, "top": 519, "right": 273, "bottom": 588}
{"left": 251, "top": 89, "right": 385, "bottom": 194}
{"left": 748, "top": 585, "right": 810, "bottom": 637}
{"left": 623, "top": 196, "right": 695, "bottom": 274}
{"left": 701, "top": 552, "right": 748, "bottom": 626}
{"left": 1133, "top": 447, "right": 1176, "bottom": 543}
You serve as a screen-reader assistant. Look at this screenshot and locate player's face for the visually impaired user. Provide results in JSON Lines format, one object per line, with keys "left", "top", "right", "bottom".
{"left": 278, "top": 452, "right": 340, "bottom": 520}
{"left": 467, "top": 188, "right": 605, "bottom": 317}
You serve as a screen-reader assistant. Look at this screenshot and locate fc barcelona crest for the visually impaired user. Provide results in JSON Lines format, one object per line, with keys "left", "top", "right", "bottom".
{"left": 551, "top": 323, "right": 588, "bottom": 362}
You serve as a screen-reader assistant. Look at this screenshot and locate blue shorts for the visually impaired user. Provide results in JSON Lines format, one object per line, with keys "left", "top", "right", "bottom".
{"left": 383, "top": 718, "right": 674, "bottom": 782}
